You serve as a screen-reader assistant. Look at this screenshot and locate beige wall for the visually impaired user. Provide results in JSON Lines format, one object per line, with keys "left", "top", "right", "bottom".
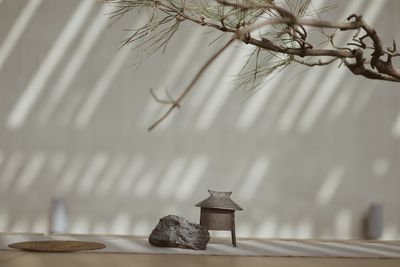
{"left": 0, "top": 0, "right": 399, "bottom": 239}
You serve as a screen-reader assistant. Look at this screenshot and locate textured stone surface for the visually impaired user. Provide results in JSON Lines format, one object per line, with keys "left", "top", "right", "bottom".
{"left": 149, "top": 215, "right": 210, "bottom": 250}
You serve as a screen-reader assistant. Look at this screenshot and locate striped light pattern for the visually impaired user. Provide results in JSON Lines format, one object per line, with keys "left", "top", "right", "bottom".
{"left": 0, "top": 0, "right": 399, "bottom": 240}
{"left": 1, "top": 233, "right": 400, "bottom": 258}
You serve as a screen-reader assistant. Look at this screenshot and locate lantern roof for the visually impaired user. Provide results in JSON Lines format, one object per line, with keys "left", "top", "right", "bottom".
{"left": 195, "top": 190, "right": 243, "bottom": 211}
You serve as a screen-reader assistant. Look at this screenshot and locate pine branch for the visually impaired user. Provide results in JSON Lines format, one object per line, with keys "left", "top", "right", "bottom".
{"left": 105, "top": 0, "right": 400, "bottom": 131}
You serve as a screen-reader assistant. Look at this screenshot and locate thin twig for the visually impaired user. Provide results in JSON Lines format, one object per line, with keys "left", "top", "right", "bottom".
{"left": 148, "top": 37, "right": 236, "bottom": 131}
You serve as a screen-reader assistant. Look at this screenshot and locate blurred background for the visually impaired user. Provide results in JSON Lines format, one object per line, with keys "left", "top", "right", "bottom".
{"left": 0, "top": 0, "right": 399, "bottom": 240}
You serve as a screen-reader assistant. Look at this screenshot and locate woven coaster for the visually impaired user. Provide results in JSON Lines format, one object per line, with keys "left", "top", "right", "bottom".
{"left": 8, "top": 240, "right": 106, "bottom": 252}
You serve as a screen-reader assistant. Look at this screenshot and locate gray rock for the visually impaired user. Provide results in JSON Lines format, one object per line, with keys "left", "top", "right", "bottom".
{"left": 149, "top": 215, "right": 210, "bottom": 250}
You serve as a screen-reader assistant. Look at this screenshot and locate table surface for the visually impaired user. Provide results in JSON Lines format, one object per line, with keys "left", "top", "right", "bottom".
{"left": 1, "top": 233, "right": 400, "bottom": 267}
{"left": 1, "top": 251, "right": 400, "bottom": 267}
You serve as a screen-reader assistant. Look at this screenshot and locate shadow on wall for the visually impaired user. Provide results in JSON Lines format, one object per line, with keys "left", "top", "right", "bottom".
{"left": 0, "top": 0, "right": 400, "bottom": 239}
{"left": 0, "top": 145, "right": 399, "bottom": 240}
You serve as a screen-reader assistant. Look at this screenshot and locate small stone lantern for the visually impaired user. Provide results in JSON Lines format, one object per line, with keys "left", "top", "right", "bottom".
{"left": 195, "top": 190, "right": 243, "bottom": 247}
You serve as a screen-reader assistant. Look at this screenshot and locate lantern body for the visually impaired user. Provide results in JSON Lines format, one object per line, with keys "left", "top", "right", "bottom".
{"left": 195, "top": 190, "right": 242, "bottom": 247}
{"left": 200, "top": 208, "right": 234, "bottom": 230}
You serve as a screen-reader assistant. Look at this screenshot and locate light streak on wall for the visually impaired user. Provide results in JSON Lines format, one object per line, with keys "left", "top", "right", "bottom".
{"left": 37, "top": 4, "right": 115, "bottom": 125}
{"left": 297, "top": 67, "right": 348, "bottom": 133}
{"left": 7, "top": 0, "right": 95, "bottom": 129}
{"left": 115, "top": 156, "right": 146, "bottom": 195}
{"left": 372, "top": 158, "right": 389, "bottom": 178}
{"left": 138, "top": 28, "right": 206, "bottom": 130}
{"left": 195, "top": 44, "right": 248, "bottom": 132}
{"left": 262, "top": 81, "right": 295, "bottom": 130}
{"left": 134, "top": 168, "right": 159, "bottom": 198}
{"left": 238, "top": 156, "right": 270, "bottom": 201}
{"left": 56, "top": 155, "right": 86, "bottom": 195}
{"left": 327, "top": 84, "right": 354, "bottom": 121}
{"left": 31, "top": 215, "right": 47, "bottom": 233}
{"left": 315, "top": 166, "right": 345, "bottom": 206}
{"left": 351, "top": 88, "right": 372, "bottom": 117}
{"left": 0, "top": 0, "right": 42, "bottom": 72}
{"left": 70, "top": 217, "right": 90, "bottom": 233}
{"left": 48, "top": 153, "right": 67, "bottom": 175}
{"left": 0, "top": 150, "right": 4, "bottom": 170}
{"left": 392, "top": 115, "right": 400, "bottom": 138}
{"left": 255, "top": 215, "right": 278, "bottom": 237}
{"left": 58, "top": 91, "right": 84, "bottom": 126}
{"left": 175, "top": 155, "right": 209, "bottom": 200}
{"left": 295, "top": 0, "right": 386, "bottom": 133}
{"left": 277, "top": 222, "right": 295, "bottom": 238}
{"left": 110, "top": 213, "right": 131, "bottom": 234}
{"left": 237, "top": 75, "right": 283, "bottom": 131}
{"left": 132, "top": 219, "right": 150, "bottom": 236}
{"left": 14, "top": 152, "right": 46, "bottom": 194}
{"left": 77, "top": 153, "right": 108, "bottom": 195}
{"left": 334, "top": 209, "right": 352, "bottom": 239}
{"left": 74, "top": 15, "right": 148, "bottom": 129}
{"left": 0, "top": 152, "right": 23, "bottom": 194}
{"left": 96, "top": 156, "right": 127, "bottom": 195}
{"left": 0, "top": 211, "right": 9, "bottom": 231}
{"left": 10, "top": 218, "right": 29, "bottom": 233}
{"left": 157, "top": 157, "right": 187, "bottom": 199}
{"left": 277, "top": 69, "right": 322, "bottom": 133}
{"left": 295, "top": 217, "right": 313, "bottom": 239}
{"left": 181, "top": 40, "right": 235, "bottom": 129}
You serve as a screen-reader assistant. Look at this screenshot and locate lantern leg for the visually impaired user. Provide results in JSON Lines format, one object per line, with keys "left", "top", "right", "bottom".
{"left": 231, "top": 213, "right": 236, "bottom": 247}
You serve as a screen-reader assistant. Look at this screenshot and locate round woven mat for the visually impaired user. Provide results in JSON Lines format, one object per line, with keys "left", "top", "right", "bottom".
{"left": 8, "top": 240, "right": 106, "bottom": 252}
